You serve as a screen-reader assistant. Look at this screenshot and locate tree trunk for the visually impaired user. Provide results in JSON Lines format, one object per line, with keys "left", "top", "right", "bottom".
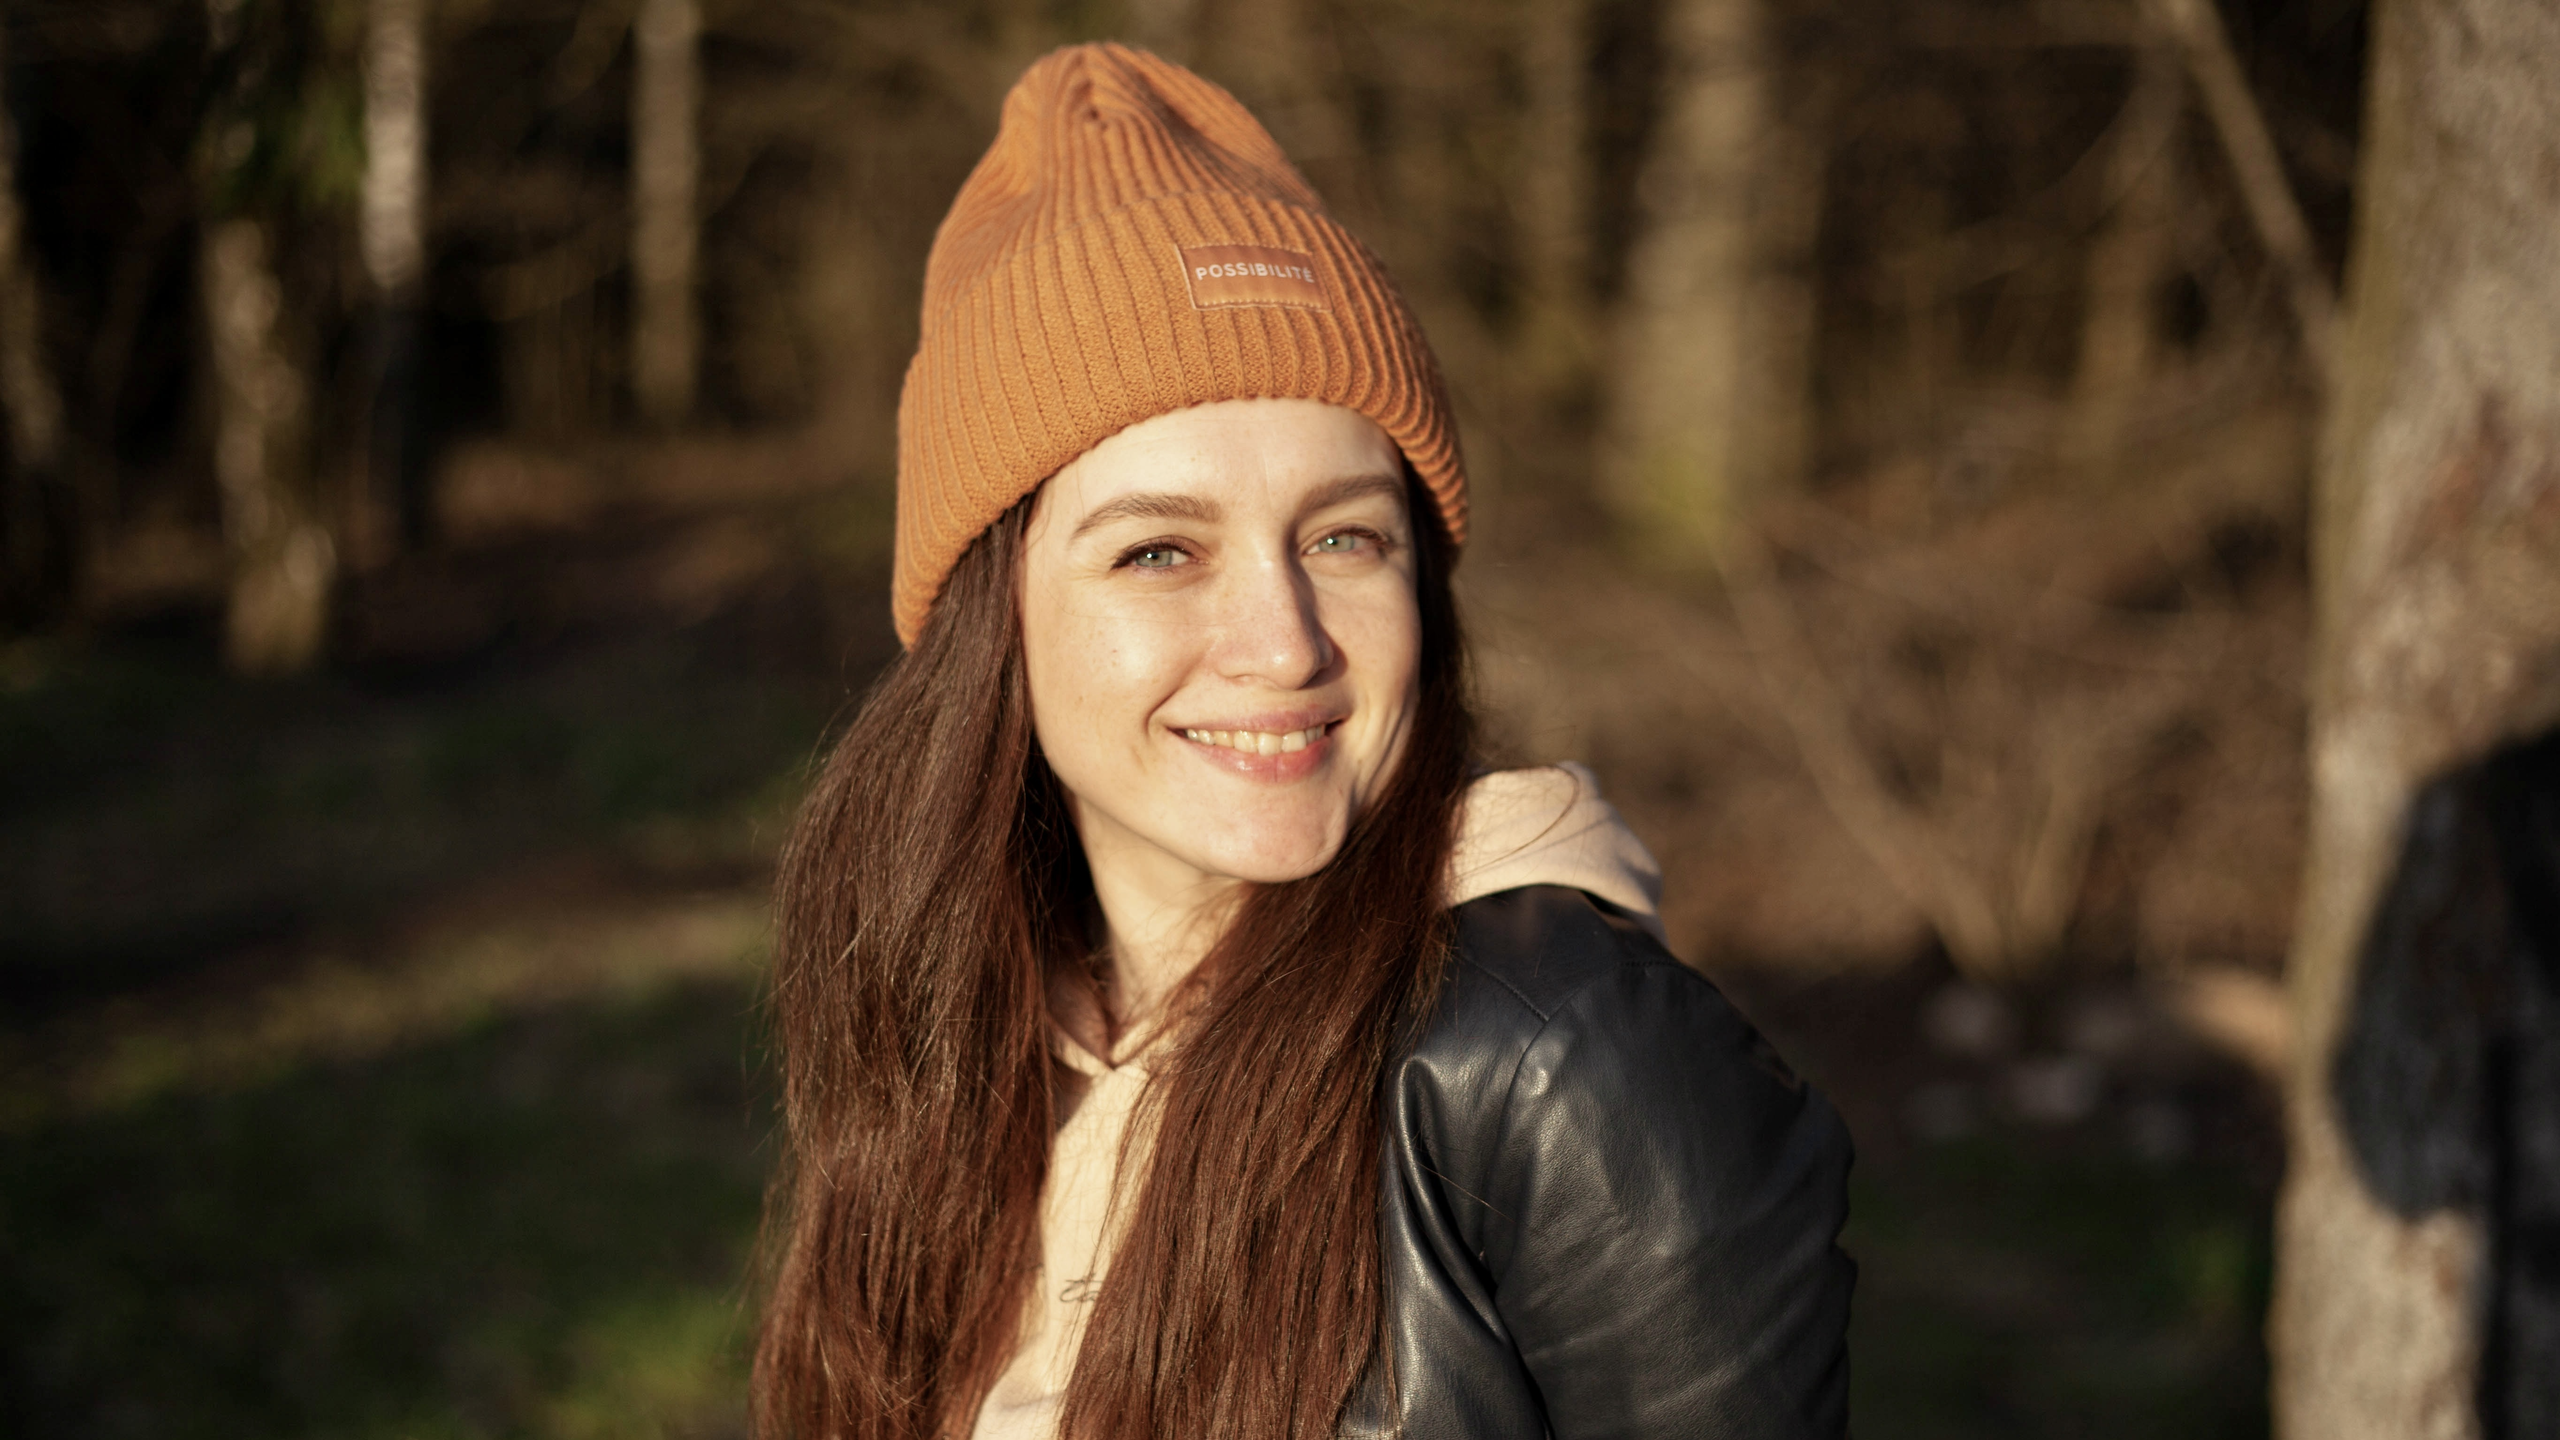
{"left": 1126, "top": 0, "right": 1198, "bottom": 61}
{"left": 1517, "top": 0, "right": 1594, "bottom": 405}
{"left": 631, "top": 0, "right": 700, "bottom": 428}
{"left": 2063, "top": 41, "right": 2179, "bottom": 481}
{"left": 1214, "top": 0, "right": 1358, "bottom": 189}
{"left": 360, "top": 0, "right": 429, "bottom": 555}
{"left": 1600, "top": 0, "right": 1817, "bottom": 562}
{"left": 0, "top": 20, "right": 71, "bottom": 621}
{"left": 203, "top": 218, "right": 332, "bottom": 674}
{"left": 2273, "top": 1, "right": 2560, "bottom": 1435}
{"left": 200, "top": 0, "right": 332, "bottom": 673}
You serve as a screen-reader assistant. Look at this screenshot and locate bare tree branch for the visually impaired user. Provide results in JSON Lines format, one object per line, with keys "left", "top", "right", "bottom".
{"left": 1716, "top": 523, "right": 2014, "bottom": 974}
{"left": 2143, "top": 0, "right": 2340, "bottom": 385}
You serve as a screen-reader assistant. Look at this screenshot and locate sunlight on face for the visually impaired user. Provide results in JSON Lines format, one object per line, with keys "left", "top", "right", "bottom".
{"left": 1020, "top": 398, "right": 1422, "bottom": 903}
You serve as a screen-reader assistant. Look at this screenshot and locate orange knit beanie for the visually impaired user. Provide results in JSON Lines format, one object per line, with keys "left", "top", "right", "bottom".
{"left": 890, "top": 42, "right": 1467, "bottom": 644}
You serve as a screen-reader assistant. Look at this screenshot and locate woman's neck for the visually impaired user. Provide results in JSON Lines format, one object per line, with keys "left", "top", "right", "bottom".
{"left": 1072, "top": 808, "right": 1246, "bottom": 1045}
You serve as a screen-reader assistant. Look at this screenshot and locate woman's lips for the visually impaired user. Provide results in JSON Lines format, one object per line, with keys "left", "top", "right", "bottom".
{"left": 1172, "top": 718, "right": 1340, "bottom": 781}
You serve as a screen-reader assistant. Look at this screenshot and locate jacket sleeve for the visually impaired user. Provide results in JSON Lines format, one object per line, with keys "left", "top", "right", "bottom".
{"left": 1476, "top": 934, "right": 1855, "bottom": 1440}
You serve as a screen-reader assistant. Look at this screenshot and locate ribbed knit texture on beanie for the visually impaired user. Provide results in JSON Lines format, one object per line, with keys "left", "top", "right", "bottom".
{"left": 891, "top": 42, "right": 1467, "bottom": 644}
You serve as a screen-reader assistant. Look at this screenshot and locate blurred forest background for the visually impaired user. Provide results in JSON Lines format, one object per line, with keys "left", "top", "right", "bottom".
{"left": 0, "top": 0, "right": 2390, "bottom": 1433}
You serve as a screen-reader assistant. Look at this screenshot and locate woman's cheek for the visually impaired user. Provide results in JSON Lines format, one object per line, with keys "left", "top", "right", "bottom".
{"left": 1302, "top": 600, "right": 1403, "bottom": 808}
{"left": 1068, "top": 601, "right": 1193, "bottom": 756}
{"left": 1092, "top": 608, "right": 1178, "bottom": 702}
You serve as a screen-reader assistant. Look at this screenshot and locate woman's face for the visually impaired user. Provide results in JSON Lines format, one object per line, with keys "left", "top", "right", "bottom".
{"left": 1020, "top": 397, "right": 1422, "bottom": 896}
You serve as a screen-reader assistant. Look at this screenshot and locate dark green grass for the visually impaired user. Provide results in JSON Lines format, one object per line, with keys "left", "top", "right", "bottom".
{"left": 2, "top": 977, "right": 769, "bottom": 1440}
{"left": 1846, "top": 1134, "right": 2272, "bottom": 1439}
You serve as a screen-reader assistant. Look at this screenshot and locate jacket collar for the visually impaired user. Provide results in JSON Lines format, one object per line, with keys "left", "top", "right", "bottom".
{"left": 1447, "top": 763, "right": 1666, "bottom": 941}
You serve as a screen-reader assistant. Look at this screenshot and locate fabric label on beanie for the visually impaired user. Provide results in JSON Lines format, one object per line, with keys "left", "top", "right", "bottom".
{"left": 1180, "top": 245, "right": 1328, "bottom": 312}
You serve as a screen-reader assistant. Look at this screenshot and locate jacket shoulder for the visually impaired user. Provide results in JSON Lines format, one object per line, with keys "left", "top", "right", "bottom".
{"left": 1395, "top": 885, "right": 1666, "bottom": 1130}
{"left": 1379, "top": 884, "right": 1854, "bottom": 1439}
{"left": 1404, "top": 885, "right": 1817, "bottom": 1203}
{"left": 1441, "top": 885, "right": 1790, "bottom": 1077}
{"left": 1449, "top": 882, "right": 1666, "bottom": 1021}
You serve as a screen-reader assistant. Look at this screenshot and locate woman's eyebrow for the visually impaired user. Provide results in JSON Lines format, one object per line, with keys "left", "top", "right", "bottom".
{"left": 1300, "top": 472, "right": 1407, "bottom": 514}
{"left": 1067, "top": 471, "right": 1401, "bottom": 541}
{"left": 1070, "top": 491, "right": 1222, "bottom": 540}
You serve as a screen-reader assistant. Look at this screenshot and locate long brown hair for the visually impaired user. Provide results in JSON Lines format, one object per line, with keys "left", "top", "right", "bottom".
{"left": 756, "top": 480, "right": 1474, "bottom": 1440}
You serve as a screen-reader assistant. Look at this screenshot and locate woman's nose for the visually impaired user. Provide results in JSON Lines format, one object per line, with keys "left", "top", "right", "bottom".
{"left": 1209, "top": 554, "right": 1333, "bottom": 688}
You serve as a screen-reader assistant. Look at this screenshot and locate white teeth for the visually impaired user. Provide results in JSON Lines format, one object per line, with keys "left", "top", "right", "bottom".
{"left": 1181, "top": 725, "right": 1326, "bottom": 755}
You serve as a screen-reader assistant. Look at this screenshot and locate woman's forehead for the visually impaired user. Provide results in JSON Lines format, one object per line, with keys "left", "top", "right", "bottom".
{"left": 1038, "top": 399, "right": 1405, "bottom": 529}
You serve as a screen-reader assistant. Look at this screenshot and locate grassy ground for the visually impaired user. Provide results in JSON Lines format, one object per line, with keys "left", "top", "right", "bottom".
{"left": 6, "top": 977, "right": 766, "bottom": 1440}
{"left": 1846, "top": 1140, "right": 2270, "bottom": 1438}
{"left": 3, "top": 593, "right": 2275, "bottom": 1436}
{"left": 1, "top": 610, "right": 825, "bottom": 1438}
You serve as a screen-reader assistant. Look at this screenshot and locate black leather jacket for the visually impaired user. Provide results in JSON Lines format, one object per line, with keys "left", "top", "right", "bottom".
{"left": 1347, "top": 885, "right": 1856, "bottom": 1439}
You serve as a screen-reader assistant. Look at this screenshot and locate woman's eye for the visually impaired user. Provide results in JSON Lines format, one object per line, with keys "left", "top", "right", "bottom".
{"left": 1125, "top": 544, "right": 1187, "bottom": 569}
{"left": 1311, "top": 531, "right": 1368, "bottom": 555}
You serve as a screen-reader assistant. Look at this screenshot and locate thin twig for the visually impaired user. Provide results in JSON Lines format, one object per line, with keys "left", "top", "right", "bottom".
{"left": 2011, "top": 683, "right": 2191, "bottom": 954}
{"left": 1764, "top": 513, "right": 2241, "bottom": 677}
{"left": 1715, "top": 524, "right": 2011, "bottom": 974}
{"left": 2143, "top": 0, "right": 2340, "bottom": 385}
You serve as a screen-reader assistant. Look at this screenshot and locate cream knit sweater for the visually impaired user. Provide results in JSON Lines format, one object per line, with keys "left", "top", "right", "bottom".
{"left": 970, "top": 765, "right": 1663, "bottom": 1440}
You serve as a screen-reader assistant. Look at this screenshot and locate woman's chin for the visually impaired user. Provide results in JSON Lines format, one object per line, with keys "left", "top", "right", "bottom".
{"left": 1183, "top": 821, "right": 1346, "bottom": 887}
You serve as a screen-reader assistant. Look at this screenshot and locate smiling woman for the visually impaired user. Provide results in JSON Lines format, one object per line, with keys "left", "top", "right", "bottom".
{"left": 755, "top": 43, "right": 1852, "bottom": 1440}
{"left": 1023, "top": 400, "right": 1424, "bottom": 1020}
